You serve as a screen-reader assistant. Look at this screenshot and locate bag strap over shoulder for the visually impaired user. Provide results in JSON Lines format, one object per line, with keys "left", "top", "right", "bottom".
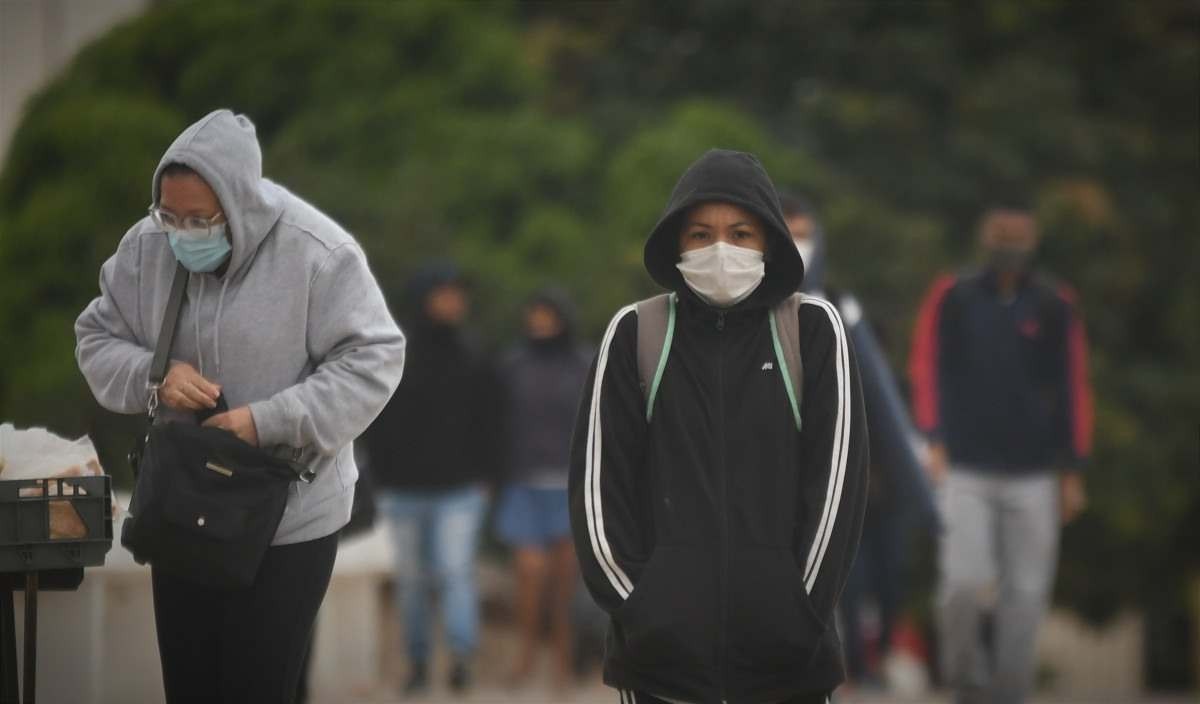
{"left": 147, "top": 263, "right": 189, "bottom": 418}
{"left": 635, "top": 293, "right": 676, "bottom": 422}
{"left": 635, "top": 291, "right": 802, "bottom": 431}
{"left": 770, "top": 293, "right": 804, "bottom": 431}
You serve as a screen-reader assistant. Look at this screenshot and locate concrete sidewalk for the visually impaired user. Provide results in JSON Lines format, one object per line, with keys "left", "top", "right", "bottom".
{"left": 308, "top": 536, "right": 1193, "bottom": 704}
{"left": 349, "top": 681, "right": 1196, "bottom": 704}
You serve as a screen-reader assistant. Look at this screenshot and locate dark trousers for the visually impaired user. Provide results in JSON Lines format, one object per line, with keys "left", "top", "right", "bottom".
{"left": 618, "top": 689, "right": 831, "bottom": 703}
{"left": 839, "top": 500, "right": 906, "bottom": 679}
{"left": 151, "top": 531, "right": 339, "bottom": 704}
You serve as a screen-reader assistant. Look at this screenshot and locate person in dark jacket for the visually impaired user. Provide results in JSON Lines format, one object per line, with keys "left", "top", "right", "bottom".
{"left": 909, "top": 208, "right": 1092, "bottom": 704}
{"left": 568, "top": 149, "right": 869, "bottom": 704}
{"left": 782, "top": 194, "right": 938, "bottom": 686}
{"left": 362, "top": 262, "right": 499, "bottom": 695}
{"left": 495, "top": 288, "right": 593, "bottom": 690}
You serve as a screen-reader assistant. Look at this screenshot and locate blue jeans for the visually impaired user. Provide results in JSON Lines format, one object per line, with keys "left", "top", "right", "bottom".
{"left": 839, "top": 499, "right": 906, "bottom": 680}
{"left": 380, "top": 486, "right": 487, "bottom": 664}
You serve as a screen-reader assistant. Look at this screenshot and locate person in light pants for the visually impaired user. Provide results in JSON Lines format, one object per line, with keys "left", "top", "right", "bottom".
{"left": 910, "top": 207, "right": 1093, "bottom": 704}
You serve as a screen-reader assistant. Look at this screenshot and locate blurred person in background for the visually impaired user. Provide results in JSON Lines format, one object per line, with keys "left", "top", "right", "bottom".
{"left": 362, "top": 263, "right": 500, "bottom": 697}
{"left": 494, "top": 288, "right": 592, "bottom": 691}
{"left": 75, "top": 109, "right": 405, "bottom": 702}
{"left": 909, "top": 207, "right": 1092, "bottom": 704}
{"left": 569, "top": 149, "right": 868, "bottom": 704}
{"left": 782, "top": 194, "right": 938, "bottom": 689}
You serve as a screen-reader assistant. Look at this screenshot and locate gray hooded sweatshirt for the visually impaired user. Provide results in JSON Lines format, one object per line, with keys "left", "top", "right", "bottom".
{"left": 76, "top": 109, "right": 406, "bottom": 545}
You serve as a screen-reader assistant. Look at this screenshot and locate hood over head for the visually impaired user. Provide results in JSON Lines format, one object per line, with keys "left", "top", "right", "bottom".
{"left": 152, "top": 109, "right": 285, "bottom": 280}
{"left": 404, "top": 260, "right": 468, "bottom": 327}
{"left": 406, "top": 259, "right": 465, "bottom": 299}
{"left": 643, "top": 149, "right": 803, "bottom": 309}
{"left": 524, "top": 285, "right": 578, "bottom": 342}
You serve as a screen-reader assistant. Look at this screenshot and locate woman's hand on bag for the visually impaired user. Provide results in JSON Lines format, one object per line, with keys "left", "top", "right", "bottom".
{"left": 201, "top": 406, "right": 259, "bottom": 447}
{"left": 161, "top": 361, "right": 221, "bottom": 411}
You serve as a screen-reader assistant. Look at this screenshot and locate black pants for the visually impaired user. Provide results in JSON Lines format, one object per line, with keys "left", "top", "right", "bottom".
{"left": 151, "top": 532, "right": 339, "bottom": 704}
{"left": 618, "top": 690, "right": 831, "bottom": 704}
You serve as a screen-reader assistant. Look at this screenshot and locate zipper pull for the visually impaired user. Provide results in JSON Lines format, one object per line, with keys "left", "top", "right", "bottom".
{"left": 716, "top": 312, "right": 726, "bottom": 332}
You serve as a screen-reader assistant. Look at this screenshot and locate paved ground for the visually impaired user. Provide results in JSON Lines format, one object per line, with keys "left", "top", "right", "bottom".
{"left": 311, "top": 561, "right": 1196, "bottom": 704}
{"left": 320, "top": 655, "right": 1195, "bottom": 704}
{"left": 311, "top": 616, "right": 1195, "bottom": 704}
{"left": 341, "top": 681, "right": 1197, "bottom": 704}
{"left": 312, "top": 607, "right": 1195, "bottom": 704}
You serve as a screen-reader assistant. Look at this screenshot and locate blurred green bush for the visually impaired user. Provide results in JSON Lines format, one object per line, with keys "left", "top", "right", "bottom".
{"left": 0, "top": 0, "right": 1195, "bottom": 686}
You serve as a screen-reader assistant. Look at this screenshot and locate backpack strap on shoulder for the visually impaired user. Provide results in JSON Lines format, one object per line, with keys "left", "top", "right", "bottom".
{"left": 770, "top": 293, "right": 804, "bottom": 431}
{"left": 635, "top": 293, "right": 676, "bottom": 422}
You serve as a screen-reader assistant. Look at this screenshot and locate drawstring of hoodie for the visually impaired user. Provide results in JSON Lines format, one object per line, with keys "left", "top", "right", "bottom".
{"left": 194, "top": 275, "right": 205, "bottom": 376}
{"left": 215, "top": 277, "right": 230, "bottom": 373}
{"left": 191, "top": 266, "right": 303, "bottom": 505}
{"left": 191, "top": 275, "right": 232, "bottom": 377}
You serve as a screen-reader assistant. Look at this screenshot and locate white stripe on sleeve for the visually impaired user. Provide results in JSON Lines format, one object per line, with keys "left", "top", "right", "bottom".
{"left": 585, "top": 305, "right": 638, "bottom": 600}
{"left": 799, "top": 295, "right": 851, "bottom": 593}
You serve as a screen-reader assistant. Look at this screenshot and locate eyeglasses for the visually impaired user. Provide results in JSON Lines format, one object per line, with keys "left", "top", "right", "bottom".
{"left": 148, "top": 206, "right": 226, "bottom": 239}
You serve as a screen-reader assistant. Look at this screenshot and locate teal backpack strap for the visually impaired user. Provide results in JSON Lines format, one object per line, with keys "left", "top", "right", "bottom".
{"left": 769, "top": 293, "right": 804, "bottom": 431}
{"left": 635, "top": 293, "right": 676, "bottom": 422}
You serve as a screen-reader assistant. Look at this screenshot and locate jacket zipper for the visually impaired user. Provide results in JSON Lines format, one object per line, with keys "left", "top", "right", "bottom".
{"left": 715, "top": 310, "right": 729, "bottom": 703}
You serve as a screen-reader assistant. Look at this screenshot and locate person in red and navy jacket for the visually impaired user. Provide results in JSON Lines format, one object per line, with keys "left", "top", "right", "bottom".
{"left": 909, "top": 207, "right": 1092, "bottom": 704}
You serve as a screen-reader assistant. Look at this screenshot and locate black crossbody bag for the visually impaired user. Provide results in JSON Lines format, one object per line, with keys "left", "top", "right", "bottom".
{"left": 121, "top": 263, "right": 314, "bottom": 589}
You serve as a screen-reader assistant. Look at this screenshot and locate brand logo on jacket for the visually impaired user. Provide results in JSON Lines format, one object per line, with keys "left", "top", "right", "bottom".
{"left": 761, "top": 361, "right": 774, "bottom": 371}
{"left": 1019, "top": 319, "right": 1041, "bottom": 338}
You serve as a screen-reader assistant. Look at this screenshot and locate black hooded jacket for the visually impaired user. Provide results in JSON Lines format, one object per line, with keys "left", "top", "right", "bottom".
{"left": 568, "top": 150, "right": 869, "bottom": 703}
{"left": 500, "top": 288, "right": 593, "bottom": 486}
{"left": 363, "top": 265, "right": 501, "bottom": 490}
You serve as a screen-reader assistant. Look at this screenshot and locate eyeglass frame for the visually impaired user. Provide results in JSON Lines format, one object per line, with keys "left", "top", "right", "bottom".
{"left": 147, "top": 205, "right": 228, "bottom": 239}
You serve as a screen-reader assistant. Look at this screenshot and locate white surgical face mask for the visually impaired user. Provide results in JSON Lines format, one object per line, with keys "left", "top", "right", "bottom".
{"left": 793, "top": 239, "right": 815, "bottom": 270}
{"left": 676, "top": 241, "right": 765, "bottom": 308}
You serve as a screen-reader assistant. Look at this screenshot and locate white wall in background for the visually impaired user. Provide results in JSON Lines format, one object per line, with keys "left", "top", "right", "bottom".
{"left": 0, "top": 0, "right": 148, "bottom": 164}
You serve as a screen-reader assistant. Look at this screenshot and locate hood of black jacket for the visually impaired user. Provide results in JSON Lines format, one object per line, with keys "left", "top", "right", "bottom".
{"left": 403, "top": 260, "right": 467, "bottom": 329}
{"left": 643, "top": 149, "right": 804, "bottom": 310}
{"left": 525, "top": 285, "right": 579, "bottom": 345}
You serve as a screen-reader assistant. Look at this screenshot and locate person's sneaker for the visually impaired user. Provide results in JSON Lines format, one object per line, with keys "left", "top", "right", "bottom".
{"left": 403, "top": 662, "right": 429, "bottom": 697}
{"left": 448, "top": 659, "right": 472, "bottom": 693}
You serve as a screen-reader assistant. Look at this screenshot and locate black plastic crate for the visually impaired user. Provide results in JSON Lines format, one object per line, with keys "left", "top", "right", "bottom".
{"left": 0, "top": 476, "right": 112, "bottom": 573}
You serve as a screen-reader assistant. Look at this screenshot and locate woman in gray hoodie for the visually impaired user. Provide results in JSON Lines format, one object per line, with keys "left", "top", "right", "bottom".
{"left": 75, "top": 109, "right": 406, "bottom": 703}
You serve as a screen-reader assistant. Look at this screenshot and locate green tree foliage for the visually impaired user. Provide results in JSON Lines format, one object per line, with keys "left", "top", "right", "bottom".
{"left": 0, "top": 0, "right": 1196, "bottom": 682}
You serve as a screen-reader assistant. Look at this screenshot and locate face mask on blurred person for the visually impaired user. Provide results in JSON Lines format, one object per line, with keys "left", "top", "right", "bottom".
{"left": 794, "top": 239, "right": 815, "bottom": 270}
{"left": 169, "top": 227, "right": 232, "bottom": 273}
{"left": 676, "top": 241, "right": 765, "bottom": 308}
{"left": 989, "top": 247, "right": 1031, "bottom": 274}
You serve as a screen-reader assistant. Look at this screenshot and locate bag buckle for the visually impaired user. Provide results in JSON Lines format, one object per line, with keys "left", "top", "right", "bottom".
{"left": 147, "top": 383, "right": 160, "bottom": 419}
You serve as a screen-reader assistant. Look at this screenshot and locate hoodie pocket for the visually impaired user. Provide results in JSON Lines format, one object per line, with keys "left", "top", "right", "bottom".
{"left": 613, "top": 545, "right": 718, "bottom": 670}
{"left": 726, "top": 546, "right": 826, "bottom": 673}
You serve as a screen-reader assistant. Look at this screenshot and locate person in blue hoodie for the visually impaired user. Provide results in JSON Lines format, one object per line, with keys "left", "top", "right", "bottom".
{"left": 76, "top": 110, "right": 406, "bottom": 703}
{"left": 781, "top": 194, "right": 938, "bottom": 687}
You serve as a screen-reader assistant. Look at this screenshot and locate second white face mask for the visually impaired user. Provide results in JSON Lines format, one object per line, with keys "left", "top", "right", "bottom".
{"left": 794, "top": 239, "right": 815, "bottom": 270}
{"left": 676, "top": 241, "right": 766, "bottom": 308}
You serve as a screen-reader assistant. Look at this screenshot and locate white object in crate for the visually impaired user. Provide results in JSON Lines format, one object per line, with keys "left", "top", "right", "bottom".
{"left": 0, "top": 423, "right": 102, "bottom": 479}
{"left": 0, "top": 423, "right": 107, "bottom": 539}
